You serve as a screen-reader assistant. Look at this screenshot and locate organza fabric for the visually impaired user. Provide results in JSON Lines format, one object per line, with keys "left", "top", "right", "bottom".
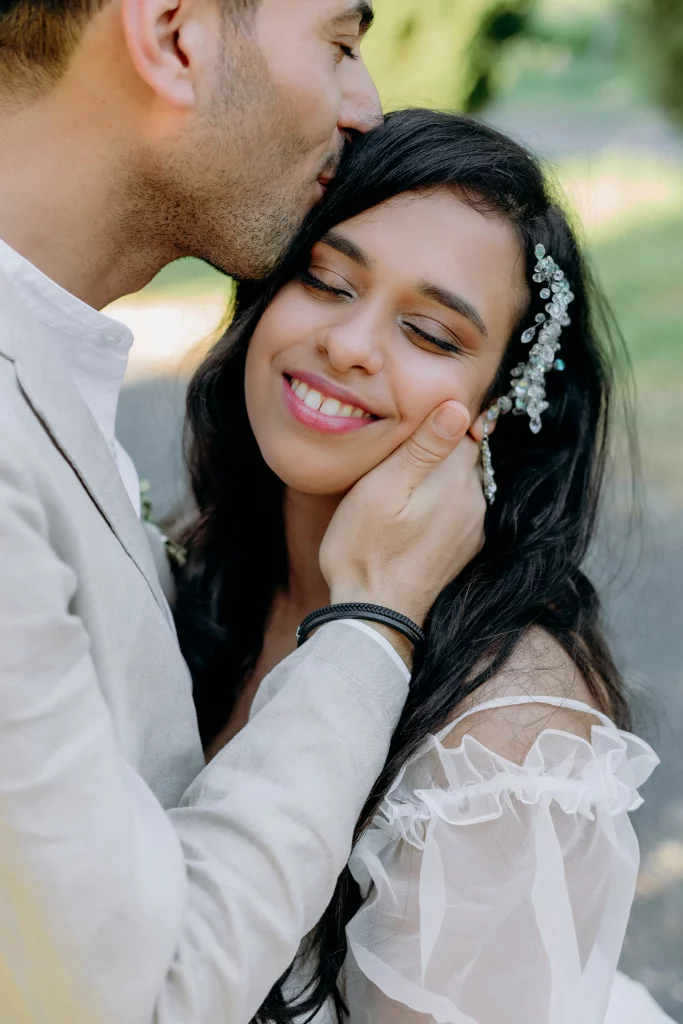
{"left": 330, "top": 696, "right": 660, "bottom": 1024}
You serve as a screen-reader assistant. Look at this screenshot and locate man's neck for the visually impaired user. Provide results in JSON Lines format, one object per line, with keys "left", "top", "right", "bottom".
{"left": 0, "top": 90, "right": 170, "bottom": 310}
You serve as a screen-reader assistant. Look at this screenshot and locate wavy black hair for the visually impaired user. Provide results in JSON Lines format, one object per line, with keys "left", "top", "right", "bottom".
{"left": 173, "top": 109, "right": 634, "bottom": 1022}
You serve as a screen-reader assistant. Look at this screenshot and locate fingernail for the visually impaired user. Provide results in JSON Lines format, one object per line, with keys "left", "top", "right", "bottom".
{"left": 433, "top": 404, "right": 466, "bottom": 439}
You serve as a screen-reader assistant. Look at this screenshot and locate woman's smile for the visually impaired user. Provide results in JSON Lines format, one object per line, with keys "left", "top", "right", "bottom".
{"left": 282, "top": 371, "right": 379, "bottom": 434}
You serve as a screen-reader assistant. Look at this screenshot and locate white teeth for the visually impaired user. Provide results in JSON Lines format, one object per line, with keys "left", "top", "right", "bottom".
{"left": 304, "top": 389, "right": 323, "bottom": 410}
{"left": 289, "top": 376, "right": 372, "bottom": 420}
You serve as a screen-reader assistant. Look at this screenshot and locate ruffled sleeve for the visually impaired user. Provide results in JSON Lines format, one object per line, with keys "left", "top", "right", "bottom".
{"left": 344, "top": 715, "right": 659, "bottom": 1024}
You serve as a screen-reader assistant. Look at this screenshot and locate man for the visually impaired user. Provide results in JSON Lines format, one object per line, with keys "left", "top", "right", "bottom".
{"left": 0, "top": 1, "right": 485, "bottom": 1021}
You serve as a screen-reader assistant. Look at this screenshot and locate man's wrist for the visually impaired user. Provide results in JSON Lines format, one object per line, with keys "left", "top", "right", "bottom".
{"left": 327, "top": 590, "right": 423, "bottom": 668}
{"left": 361, "top": 621, "right": 414, "bottom": 671}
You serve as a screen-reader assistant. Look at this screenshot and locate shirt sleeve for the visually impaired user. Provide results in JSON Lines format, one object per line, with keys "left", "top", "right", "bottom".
{"left": 345, "top": 723, "right": 659, "bottom": 1024}
{"left": 0, "top": 447, "right": 409, "bottom": 1024}
{"left": 339, "top": 619, "right": 412, "bottom": 683}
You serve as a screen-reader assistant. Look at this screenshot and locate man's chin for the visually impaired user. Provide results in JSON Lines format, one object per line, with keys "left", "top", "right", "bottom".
{"left": 212, "top": 236, "right": 292, "bottom": 282}
{"left": 205, "top": 185, "right": 322, "bottom": 280}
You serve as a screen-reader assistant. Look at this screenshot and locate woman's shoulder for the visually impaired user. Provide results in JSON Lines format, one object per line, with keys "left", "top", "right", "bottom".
{"left": 376, "top": 629, "right": 658, "bottom": 839}
{"left": 440, "top": 627, "right": 608, "bottom": 763}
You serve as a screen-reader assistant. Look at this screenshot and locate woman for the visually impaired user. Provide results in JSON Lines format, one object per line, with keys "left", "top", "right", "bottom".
{"left": 174, "top": 110, "right": 670, "bottom": 1023}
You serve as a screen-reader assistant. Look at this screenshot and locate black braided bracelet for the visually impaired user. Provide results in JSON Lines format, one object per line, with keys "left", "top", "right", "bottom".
{"left": 296, "top": 603, "right": 426, "bottom": 652}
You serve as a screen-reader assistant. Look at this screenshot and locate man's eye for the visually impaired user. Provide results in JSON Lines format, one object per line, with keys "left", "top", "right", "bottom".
{"left": 300, "top": 270, "right": 353, "bottom": 299}
{"left": 336, "top": 43, "right": 359, "bottom": 62}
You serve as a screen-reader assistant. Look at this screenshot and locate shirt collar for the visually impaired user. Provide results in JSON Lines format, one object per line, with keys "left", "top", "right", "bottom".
{"left": 0, "top": 235, "right": 134, "bottom": 362}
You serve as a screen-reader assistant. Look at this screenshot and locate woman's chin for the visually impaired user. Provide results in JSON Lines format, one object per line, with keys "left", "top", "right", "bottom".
{"left": 261, "top": 452, "right": 364, "bottom": 496}
{"left": 277, "top": 472, "right": 358, "bottom": 497}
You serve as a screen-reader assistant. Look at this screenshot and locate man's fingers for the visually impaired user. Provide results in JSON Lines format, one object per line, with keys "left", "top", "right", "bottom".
{"left": 419, "top": 432, "right": 487, "bottom": 523}
{"left": 392, "top": 401, "right": 471, "bottom": 484}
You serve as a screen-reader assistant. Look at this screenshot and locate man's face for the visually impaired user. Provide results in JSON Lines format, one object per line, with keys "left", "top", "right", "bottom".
{"left": 152, "top": 0, "right": 381, "bottom": 279}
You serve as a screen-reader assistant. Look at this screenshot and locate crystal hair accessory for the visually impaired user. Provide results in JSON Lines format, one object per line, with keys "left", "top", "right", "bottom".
{"left": 486, "top": 244, "right": 574, "bottom": 436}
{"left": 481, "top": 420, "right": 497, "bottom": 505}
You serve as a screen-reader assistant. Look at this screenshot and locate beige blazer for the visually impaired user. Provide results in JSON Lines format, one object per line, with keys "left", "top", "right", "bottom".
{"left": 0, "top": 269, "right": 408, "bottom": 1024}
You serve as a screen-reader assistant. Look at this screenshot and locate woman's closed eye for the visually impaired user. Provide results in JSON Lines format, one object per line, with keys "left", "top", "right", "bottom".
{"left": 300, "top": 268, "right": 355, "bottom": 300}
{"left": 302, "top": 271, "right": 465, "bottom": 355}
{"left": 400, "top": 317, "right": 464, "bottom": 356}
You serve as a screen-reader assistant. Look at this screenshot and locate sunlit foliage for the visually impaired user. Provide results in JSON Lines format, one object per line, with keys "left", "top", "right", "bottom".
{"left": 634, "top": 0, "right": 683, "bottom": 125}
{"left": 363, "top": 0, "right": 533, "bottom": 112}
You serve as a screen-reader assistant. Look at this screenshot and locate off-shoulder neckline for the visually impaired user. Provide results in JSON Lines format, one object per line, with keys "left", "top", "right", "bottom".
{"left": 435, "top": 694, "right": 615, "bottom": 746}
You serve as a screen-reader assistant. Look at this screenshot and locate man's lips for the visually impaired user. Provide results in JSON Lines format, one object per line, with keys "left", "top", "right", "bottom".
{"left": 317, "top": 146, "right": 344, "bottom": 193}
{"left": 282, "top": 375, "right": 380, "bottom": 435}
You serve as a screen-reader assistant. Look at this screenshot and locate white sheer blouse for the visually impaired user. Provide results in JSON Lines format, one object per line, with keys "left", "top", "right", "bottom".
{"left": 312, "top": 696, "right": 660, "bottom": 1024}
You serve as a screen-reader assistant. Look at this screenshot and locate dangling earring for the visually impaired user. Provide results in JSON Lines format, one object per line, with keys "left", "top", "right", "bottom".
{"left": 482, "top": 420, "right": 497, "bottom": 505}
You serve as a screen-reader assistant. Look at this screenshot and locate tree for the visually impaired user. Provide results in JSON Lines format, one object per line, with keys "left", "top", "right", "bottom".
{"left": 364, "top": 0, "right": 534, "bottom": 113}
{"left": 634, "top": 0, "right": 683, "bottom": 125}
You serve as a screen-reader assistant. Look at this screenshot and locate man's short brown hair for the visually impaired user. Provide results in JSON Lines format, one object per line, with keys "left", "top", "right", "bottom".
{"left": 0, "top": 0, "right": 259, "bottom": 95}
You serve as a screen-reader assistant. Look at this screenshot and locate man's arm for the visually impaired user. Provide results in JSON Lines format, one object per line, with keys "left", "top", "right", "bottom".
{"left": 0, "top": 454, "right": 406, "bottom": 1024}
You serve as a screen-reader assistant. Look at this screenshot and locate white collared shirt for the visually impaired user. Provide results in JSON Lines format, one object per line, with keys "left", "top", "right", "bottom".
{"left": 0, "top": 236, "right": 141, "bottom": 515}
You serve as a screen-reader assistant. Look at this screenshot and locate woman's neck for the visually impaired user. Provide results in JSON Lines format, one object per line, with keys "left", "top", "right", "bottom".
{"left": 206, "top": 487, "right": 343, "bottom": 757}
{"left": 282, "top": 488, "right": 342, "bottom": 617}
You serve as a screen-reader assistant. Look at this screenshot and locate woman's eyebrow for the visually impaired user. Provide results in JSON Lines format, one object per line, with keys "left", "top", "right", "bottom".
{"left": 418, "top": 282, "right": 489, "bottom": 338}
{"left": 319, "top": 231, "right": 373, "bottom": 269}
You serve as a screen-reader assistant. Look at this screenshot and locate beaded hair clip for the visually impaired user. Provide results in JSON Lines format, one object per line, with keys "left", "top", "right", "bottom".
{"left": 486, "top": 244, "right": 574, "bottom": 436}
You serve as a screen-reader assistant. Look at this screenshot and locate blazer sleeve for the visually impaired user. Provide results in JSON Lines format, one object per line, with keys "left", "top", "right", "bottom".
{"left": 0, "top": 446, "right": 408, "bottom": 1024}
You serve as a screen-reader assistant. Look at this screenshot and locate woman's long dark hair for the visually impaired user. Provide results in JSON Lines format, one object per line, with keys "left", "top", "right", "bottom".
{"left": 174, "top": 110, "right": 634, "bottom": 1022}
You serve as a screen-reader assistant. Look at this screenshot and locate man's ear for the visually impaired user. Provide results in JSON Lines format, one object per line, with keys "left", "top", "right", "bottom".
{"left": 469, "top": 409, "right": 498, "bottom": 444}
{"left": 121, "top": 0, "right": 222, "bottom": 109}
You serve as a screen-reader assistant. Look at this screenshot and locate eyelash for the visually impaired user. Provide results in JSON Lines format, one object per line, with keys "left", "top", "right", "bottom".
{"left": 338, "top": 43, "right": 359, "bottom": 61}
{"left": 301, "top": 270, "right": 353, "bottom": 298}
{"left": 403, "top": 321, "right": 463, "bottom": 356}
{"left": 302, "top": 271, "right": 463, "bottom": 356}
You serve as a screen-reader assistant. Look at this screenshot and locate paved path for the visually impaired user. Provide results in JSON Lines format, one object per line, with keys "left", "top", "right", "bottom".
{"left": 487, "top": 103, "right": 683, "bottom": 162}
{"left": 599, "top": 502, "right": 683, "bottom": 1018}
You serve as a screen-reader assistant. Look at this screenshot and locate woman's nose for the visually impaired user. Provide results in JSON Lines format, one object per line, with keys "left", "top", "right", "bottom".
{"left": 317, "top": 319, "right": 384, "bottom": 376}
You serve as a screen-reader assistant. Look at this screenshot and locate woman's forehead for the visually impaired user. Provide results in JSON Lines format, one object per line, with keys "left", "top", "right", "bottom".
{"left": 318, "top": 190, "right": 528, "bottom": 335}
{"left": 327, "top": 192, "right": 522, "bottom": 277}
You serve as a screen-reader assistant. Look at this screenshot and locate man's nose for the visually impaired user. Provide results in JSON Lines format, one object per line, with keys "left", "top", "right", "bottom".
{"left": 338, "top": 59, "right": 383, "bottom": 137}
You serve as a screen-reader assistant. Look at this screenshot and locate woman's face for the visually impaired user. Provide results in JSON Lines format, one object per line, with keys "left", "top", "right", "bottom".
{"left": 245, "top": 190, "right": 527, "bottom": 495}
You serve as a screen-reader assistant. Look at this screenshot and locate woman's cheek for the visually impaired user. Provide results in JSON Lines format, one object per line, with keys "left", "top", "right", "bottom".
{"left": 392, "top": 358, "right": 468, "bottom": 436}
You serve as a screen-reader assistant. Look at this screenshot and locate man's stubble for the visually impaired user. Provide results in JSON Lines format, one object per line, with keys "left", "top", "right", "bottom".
{"left": 122, "top": 27, "right": 325, "bottom": 282}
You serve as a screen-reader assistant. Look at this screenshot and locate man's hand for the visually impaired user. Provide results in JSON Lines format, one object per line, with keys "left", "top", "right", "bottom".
{"left": 320, "top": 401, "right": 486, "bottom": 631}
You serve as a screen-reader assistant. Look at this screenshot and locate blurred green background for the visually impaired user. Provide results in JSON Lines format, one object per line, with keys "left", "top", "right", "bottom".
{"left": 111, "top": 4, "right": 683, "bottom": 1015}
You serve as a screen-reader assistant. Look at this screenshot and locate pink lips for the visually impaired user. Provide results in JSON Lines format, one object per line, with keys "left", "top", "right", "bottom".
{"left": 282, "top": 375, "right": 378, "bottom": 435}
